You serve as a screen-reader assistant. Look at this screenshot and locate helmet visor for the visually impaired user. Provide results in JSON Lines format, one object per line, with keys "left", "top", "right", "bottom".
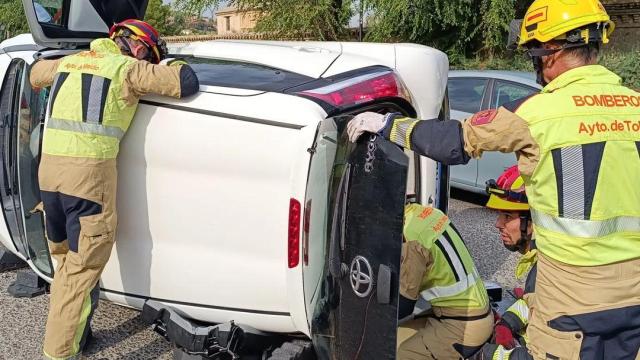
{"left": 115, "top": 36, "right": 151, "bottom": 61}
{"left": 485, "top": 179, "right": 528, "bottom": 203}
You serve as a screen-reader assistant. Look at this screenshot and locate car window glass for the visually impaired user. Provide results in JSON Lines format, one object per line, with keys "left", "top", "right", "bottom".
{"left": 302, "top": 119, "right": 338, "bottom": 323}
{"left": 33, "top": 0, "right": 63, "bottom": 25}
{"left": 0, "top": 59, "right": 28, "bottom": 256}
{"left": 178, "top": 56, "right": 313, "bottom": 92}
{"left": 448, "top": 78, "right": 488, "bottom": 113}
{"left": 492, "top": 81, "right": 536, "bottom": 109}
{"left": 18, "top": 66, "right": 53, "bottom": 276}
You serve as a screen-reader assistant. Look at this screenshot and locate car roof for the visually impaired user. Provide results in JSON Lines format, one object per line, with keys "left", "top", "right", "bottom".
{"left": 449, "top": 70, "right": 540, "bottom": 88}
{"left": 0, "top": 33, "right": 37, "bottom": 49}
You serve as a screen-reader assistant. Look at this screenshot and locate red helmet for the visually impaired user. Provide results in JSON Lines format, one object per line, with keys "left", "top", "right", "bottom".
{"left": 109, "top": 19, "right": 166, "bottom": 64}
{"left": 485, "top": 166, "right": 529, "bottom": 211}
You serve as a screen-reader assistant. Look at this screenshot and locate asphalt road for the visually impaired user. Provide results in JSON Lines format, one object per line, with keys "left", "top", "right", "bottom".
{"left": 0, "top": 190, "right": 522, "bottom": 360}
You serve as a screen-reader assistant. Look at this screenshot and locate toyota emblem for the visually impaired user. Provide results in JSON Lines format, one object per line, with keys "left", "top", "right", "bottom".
{"left": 350, "top": 256, "right": 373, "bottom": 298}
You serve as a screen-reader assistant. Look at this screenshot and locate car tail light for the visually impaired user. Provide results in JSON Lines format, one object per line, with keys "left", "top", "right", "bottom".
{"left": 299, "top": 71, "right": 412, "bottom": 108}
{"left": 288, "top": 198, "right": 301, "bottom": 268}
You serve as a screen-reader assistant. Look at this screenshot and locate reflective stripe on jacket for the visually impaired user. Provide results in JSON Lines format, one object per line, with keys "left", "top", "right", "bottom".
{"left": 402, "top": 204, "right": 489, "bottom": 313}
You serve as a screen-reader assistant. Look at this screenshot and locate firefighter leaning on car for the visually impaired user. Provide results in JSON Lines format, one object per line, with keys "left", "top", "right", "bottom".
{"left": 349, "top": 0, "right": 640, "bottom": 358}
{"left": 397, "top": 203, "right": 493, "bottom": 360}
{"left": 474, "top": 166, "right": 536, "bottom": 360}
{"left": 29, "top": 19, "right": 199, "bottom": 359}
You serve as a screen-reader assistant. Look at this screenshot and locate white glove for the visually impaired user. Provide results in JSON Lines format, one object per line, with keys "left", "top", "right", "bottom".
{"left": 347, "top": 112, "right": 387, "bottom": 142}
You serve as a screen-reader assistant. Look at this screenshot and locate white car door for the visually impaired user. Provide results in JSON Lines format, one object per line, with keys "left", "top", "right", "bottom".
{"left": 21, "top": 0, "right": 147, "bottom": 49}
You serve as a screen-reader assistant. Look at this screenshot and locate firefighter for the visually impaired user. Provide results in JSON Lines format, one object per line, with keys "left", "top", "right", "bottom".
{"left": 475, "top": 166, "right": 536, "bottom": 360}
{"left": 29, "top": 19, "right": 199, "bottom": 359}
{"left": 348, "top": 1, "right": 640, "bottom": 358}
{"left": 397, "top": 203, "right": 493, "bottom": 359}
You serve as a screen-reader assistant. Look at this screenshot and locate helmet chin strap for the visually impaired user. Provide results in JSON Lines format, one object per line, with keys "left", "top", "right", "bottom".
{"left": 528, "top": 41, "right": 589, "bottom": 86}
{"left": 531, "top": 56, "right": 547, "bottom": 87}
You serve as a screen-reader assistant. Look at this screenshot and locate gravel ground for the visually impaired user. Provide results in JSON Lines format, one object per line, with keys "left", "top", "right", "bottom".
{"left": 0, "top": 271, "right": 173, "bottom": 360}
{"left": 448, "top": 189, "right": 524, "bottom": 291}
{"left": 0, "top": 191, "right": 521, "bottom": 360}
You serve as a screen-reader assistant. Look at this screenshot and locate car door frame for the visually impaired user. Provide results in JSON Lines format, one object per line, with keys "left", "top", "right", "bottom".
{"left": 475, "top": 77, "right": 539, "bottom": 193}
{"left": 481, "top": 78, "right": 495, "bottom": 111}
{"left": 447, "top": 76, "right": 490, "bottom": 191}
{"left": 0, "top": 57, "right": 30, "bottom": 259}
{"left": 485, "top": 78, "right": 538, "bottom": 110}
{"left": 0, "top": 53, "right": 54, "bottom": 278}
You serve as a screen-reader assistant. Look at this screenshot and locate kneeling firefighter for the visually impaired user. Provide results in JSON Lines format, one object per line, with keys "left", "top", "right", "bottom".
{"left": 475, "top": 166, "right": 536, "bottom": 360}
{"left": 29, "top": 19, "right": 199, "bottom": 359}
{"left": 397, "top": 204, "right": 493, "bottom": 359}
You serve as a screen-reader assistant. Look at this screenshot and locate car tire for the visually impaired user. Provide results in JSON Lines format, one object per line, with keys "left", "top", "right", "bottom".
{"left": 266, "top": 339, "right": 315, "bottom": 360}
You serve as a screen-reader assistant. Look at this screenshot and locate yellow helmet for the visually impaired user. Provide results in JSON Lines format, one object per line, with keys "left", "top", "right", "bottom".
{"left": 509, "top": 0, "right": 615, "bottom": 49}
{"left": 485, "top": 166, "right": 529, "bottom": 212}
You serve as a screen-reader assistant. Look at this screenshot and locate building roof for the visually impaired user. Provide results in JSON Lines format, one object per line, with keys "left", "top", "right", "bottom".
{"left": 216, "top": 6, "right": 241, "bottom": 16}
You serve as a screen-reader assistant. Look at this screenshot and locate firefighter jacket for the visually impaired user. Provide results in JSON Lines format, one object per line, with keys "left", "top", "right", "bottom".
{"left": 401, "top": 204, "right": 489, "bottom": 317}
{"left": 385, "top": 65, "right": 640, "bottom": 267}
{"left": 30, "top": 38, "right": 199, "bottom": 160}
{"left": 502, "top": 241, "right": 537, "bottom": 344}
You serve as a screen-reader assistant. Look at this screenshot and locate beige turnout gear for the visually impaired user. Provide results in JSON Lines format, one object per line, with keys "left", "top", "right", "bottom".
{"left": 397, "top": 205, "right": 493, "bottom": 359}
{"left": 30, "top": 37, "right": 198, "bottom": 359}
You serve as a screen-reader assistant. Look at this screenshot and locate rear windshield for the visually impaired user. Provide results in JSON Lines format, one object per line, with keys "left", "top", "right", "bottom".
{"left": 178, "top": 56, "right": 314, "bottom": 93}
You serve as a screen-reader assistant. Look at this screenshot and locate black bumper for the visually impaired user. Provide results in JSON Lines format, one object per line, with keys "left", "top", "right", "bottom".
{"left": 141, "top": 300, "right": 246, "bottom": 359}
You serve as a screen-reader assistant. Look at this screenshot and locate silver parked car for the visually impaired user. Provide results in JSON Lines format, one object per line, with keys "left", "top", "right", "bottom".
{"left": 448, "top": 70, "right": 541, "bottom": 193}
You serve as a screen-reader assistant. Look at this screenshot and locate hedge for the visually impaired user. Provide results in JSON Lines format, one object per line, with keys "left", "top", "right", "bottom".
{"left": 452, "top": 49, "right": 640, "bottom": 90}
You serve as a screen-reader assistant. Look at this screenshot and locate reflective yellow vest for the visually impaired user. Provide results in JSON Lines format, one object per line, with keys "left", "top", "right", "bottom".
{"left": 515, "top": 65, "right": 640, "bottom": 266}
{"left": 404, "top": 204, "right": 488, "bottom": 311}
{"left": 43, "top": 38, "right": 139, "bottom": 159}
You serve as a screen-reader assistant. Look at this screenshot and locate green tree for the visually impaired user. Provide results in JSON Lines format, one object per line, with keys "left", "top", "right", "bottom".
{"left": 365, "top": 0, "right": 481, "bottom": 61}
{"left": 479, "top": 0, "right": 516, "bottom": 58}
{"left": 176, "top": 0, "right": 352, "bottom": 39}
{"left": 145, "top": 0, "right": 187, "bottom": 36}
{"left": 231, "top": 0, "right": 353, "bottom": 40}
{"left": 165, "top": 0, "right": 531, "bottom": 57}
{"left": 366, "top": 0, "right": 531, "bottom": 62}
{"left": 0, "top": 0, "right": 29, "bottom": 41}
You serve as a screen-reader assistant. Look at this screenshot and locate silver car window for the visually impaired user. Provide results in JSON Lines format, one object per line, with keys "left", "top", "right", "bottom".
{"left": 448, "top": 78, "right": 488, "bottom": 113}
{"left": 492, "top": 81, "right": 537, "bottom": 109}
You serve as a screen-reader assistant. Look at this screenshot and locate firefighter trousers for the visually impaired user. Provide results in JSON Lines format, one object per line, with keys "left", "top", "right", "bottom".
{"left": 38, "top": 154, "right": 117, "bottom": 359}
{"left": 527, "top": 253, "right": 640, "bottom": 360}
{"left": 397, "top": 309, "right": 494, "bottom": 359}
